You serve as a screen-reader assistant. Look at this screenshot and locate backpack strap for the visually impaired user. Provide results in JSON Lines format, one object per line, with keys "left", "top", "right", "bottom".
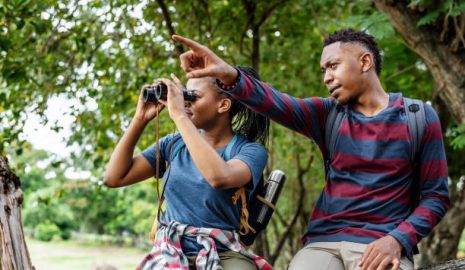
{"left": 150, "top": 133, "right": 183, "bottom": 241}
{"left": 232, "top": 188, "right": 256, "bottom": 235}
{"left": 170, "top": 134, "right": 186, "bottom": 161}
{"left": 324, "top": 103, "right": 345, "bottom": 174}
{"left": 224, "top": 133, "right": 238, "bottom": 160}
{"left": 403, "top": 97, "right": 426, "bottom": 255}
{"left": 403, "top": 97, "right": 427, "bottom": 203}
{"left": 403, "top": 97, "right": 426, "bottom": 163}
{"left": 223, "top": 134, "right": 257, "bottom": 239}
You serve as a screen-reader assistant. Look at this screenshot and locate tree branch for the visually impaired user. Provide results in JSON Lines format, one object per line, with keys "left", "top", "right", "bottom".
{"left": 269, "top": 149, "right": 313, "bottom": 264}
{"left": 156, "top": 0, "right": 184, "bottom": 56}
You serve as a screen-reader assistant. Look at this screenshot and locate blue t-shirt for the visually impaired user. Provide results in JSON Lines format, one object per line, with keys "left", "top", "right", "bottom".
{"left": 142, "top": 132, "right": 267, "bottom": 255}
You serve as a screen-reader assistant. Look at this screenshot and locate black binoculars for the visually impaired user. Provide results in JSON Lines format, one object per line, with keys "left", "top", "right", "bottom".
{"left": 143, "top": 83, "right": 197, "bottom": 103}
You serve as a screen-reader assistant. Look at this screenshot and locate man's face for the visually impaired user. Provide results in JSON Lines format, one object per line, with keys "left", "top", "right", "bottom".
{"left": 320, "top": 42, "right": 367, "bottom": 105}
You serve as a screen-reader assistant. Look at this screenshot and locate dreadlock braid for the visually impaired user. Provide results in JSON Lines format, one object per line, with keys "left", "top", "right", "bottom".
{"left": 222, "top": 66, "right": 270, "bottom": 146}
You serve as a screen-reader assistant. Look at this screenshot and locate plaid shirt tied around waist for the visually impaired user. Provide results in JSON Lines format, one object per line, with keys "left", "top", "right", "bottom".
{"left": 136, "top": 221, "right": 273, "bottom": 270}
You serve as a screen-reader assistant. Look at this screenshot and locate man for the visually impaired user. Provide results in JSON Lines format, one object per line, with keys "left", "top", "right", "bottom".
{"left": 172, "top": 29, "right": 449, "bottom": 270}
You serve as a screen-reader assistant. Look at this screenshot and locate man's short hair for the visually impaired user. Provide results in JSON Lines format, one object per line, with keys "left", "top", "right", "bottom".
{"left": 323, "top": 28, "right": 382, "bottom": 76}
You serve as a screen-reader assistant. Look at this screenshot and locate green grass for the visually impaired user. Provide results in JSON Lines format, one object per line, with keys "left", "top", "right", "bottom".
{"left": 27, "top": 237, "right": 148, "bottom": 270}
{"left": 458, "top": 231, "right": 465, "bottom": 257}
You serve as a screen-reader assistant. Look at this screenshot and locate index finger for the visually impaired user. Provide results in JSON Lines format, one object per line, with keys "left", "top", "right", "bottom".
{"left": 172, "top": 35, "right": 204, "bottom": 52}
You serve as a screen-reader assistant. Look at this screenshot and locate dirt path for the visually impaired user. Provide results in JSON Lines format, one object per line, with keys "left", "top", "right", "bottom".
{"left": 27, "top": 238, "right": 148, "bottom": 270}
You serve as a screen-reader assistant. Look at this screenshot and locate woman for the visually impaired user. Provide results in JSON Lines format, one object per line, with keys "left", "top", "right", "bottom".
{"left": 104, "top": 67, "right": 272, "bottom": 270}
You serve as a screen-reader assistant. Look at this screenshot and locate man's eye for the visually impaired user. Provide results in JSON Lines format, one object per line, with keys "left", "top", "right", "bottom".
{"left": 330, "top": 63, "right": 337, "bottom": 69}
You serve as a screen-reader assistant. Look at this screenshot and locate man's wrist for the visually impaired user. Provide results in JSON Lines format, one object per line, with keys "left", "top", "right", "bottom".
{"left": 218, "top": 65, "right": 239, "bottom": 87}
{"left": 386, "top": 235, "right": 403, "bottom": 254}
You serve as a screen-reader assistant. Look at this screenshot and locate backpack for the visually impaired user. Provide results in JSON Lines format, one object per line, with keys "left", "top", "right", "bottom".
{"left": 324, "top": 97, "right": 426, "bottom": 254}
{"left": 153, "top": 133, "right": 282, "bottom": 247}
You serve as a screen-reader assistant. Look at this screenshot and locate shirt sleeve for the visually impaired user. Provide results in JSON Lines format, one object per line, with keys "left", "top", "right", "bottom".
{"left": 388, "top": 104, "right": 450, "bottom": 255}
{"left": 141, "top": 133, "right": 177, "bottom": 177}
{"left": 231, "top": 142, "right": 268, "bottom": 192}
{"left": 222, "top": 70, "right": 332, "bottom": 147}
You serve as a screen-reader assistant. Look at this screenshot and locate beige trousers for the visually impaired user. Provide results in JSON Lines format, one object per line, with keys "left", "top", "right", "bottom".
{"left": 288, "top": 242, "right": 413, "bottom": 270}
{"left": 187, "top": 250, "right": 257, "bottom": 270}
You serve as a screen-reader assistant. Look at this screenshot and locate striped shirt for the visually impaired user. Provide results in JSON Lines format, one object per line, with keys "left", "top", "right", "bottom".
{"left": 223, "top": 70, "right": 450, "bottom": 259}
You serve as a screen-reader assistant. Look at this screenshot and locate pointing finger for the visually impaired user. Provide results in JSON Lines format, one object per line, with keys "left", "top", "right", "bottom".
{"left": 172, "top": 35, "right": 204, "bottom": 52}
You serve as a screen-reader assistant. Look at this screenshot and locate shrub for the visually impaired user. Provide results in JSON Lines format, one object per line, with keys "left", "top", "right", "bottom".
{"left": 35, "top": 222, "right": 60, "bottom": 242}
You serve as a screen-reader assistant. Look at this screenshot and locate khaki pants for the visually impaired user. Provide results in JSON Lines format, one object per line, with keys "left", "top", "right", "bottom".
{"left": 288, "top": 242, "right": 413, "bottom": 270}
{"left": 187, "top": 250, "right": 257, "bottom": 270}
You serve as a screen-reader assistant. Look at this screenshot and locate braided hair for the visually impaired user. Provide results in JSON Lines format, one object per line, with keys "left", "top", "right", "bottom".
{"left": 218, "top": 66, "right": 270, "bottom": 146}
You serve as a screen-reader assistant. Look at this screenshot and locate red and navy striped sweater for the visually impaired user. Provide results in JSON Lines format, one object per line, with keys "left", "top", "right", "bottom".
{"left": 224, "top": 70, "right": 450, "bottom": 259}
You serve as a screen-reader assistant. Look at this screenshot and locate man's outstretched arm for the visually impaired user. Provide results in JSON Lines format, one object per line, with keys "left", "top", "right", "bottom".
{"left": 172, "top": 34, "right": 331, "bottom": 144}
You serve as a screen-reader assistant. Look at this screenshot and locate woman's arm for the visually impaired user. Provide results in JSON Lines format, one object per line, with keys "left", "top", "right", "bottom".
{"left": 174, "top": 116, "right": 253, "bottom": 189}
{"left": 104, "top": 85, "right": 164, "bottom": 188}
{"left": 159, "top": 75, "right": 256, "bottom": 189}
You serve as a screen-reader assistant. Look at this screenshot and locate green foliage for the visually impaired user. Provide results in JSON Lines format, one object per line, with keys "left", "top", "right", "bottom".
{"left": 2, "top": 0, "right": 461, "bottom": 266}
{"left": 447, "top": 125, "right": 465, "bottom": 150}
{"left": 16, "top": 147, "right": 156, "bottom": 242}
{"left": 23, "top": 187, "right": 79, "bottom": 239}
{"left": 35, "top": 221, "right": 61, "bottom": 242}
{"left": 408, "top": 0, "right": 465, "bottom": 26}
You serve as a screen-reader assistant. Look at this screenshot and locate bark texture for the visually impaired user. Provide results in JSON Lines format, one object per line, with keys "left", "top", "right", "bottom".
{"left": 0, "top": 155, "right": 33, "bottom": 270}
{"left": 419, "top": 258, "right": 465, "bottom": 270}
{"left": 373, "top": 0, "right": 465, "bottom": 125}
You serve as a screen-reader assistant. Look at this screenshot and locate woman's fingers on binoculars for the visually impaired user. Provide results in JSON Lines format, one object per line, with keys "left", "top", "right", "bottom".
{"left": 158, "top": 78, "right": 182, "bottom": 97}
{"left": 139, "top": 84, "right": 152, "bottom": 97}
{"left": 170, "top": 73, "right": 183, "bottom": 87}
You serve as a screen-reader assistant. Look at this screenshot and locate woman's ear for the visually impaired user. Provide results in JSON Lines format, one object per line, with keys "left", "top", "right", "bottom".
{"left": 218, "top": 98, "right": 232, "bottom": 114}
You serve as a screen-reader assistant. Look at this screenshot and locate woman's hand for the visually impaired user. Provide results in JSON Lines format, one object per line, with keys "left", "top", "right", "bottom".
{"left": 133, "top": 84, "right": 165, "bottom": 124}
{"left": 157, "top": 74, "right": 188, "bottom": 121}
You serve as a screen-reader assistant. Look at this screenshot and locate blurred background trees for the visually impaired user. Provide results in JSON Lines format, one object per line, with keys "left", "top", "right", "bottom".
{"left": 1, "top": 0, "right": 464, "bottom": 268}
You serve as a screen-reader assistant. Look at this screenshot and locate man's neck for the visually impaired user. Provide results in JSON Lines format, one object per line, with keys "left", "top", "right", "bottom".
{"left": 351, "top": 78, "right": 389, "bottom": 117}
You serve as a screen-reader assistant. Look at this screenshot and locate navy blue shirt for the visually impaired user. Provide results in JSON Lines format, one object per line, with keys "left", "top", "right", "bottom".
{"left": 142, "top": 133, "right": 267, "bottom": 255}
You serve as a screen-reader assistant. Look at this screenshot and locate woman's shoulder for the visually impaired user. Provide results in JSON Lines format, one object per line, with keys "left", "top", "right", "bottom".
{"left": 233, "top": 134, "right": 267, "bottom": 154}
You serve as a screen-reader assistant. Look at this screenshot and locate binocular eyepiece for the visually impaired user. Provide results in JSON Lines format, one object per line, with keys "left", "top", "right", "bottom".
{"left": 143, "top": 83, "right": 197, "bottom": 103}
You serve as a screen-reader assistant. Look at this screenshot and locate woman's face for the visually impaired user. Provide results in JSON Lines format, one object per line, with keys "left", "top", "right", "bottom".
{"left": 185, "top": 77, "right": 230, "bottom": 129}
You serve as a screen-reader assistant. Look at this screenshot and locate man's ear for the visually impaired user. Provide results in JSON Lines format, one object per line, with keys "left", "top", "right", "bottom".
{"left": 218, "top": 98, "right": 232, "bottom": 114}
{"left": 360, "top": 52, "right": 374, "bottom": 73}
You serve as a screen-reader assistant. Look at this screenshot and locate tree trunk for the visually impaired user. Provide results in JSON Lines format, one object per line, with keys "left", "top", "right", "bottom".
{"left": 417, "top": 178, "right": 465, "bottom": 267}
{"left": 373, "top": 1, "right": 465, "bottom": 267}
{"left": 373, "top": 0, "right": 465, "bottom": 125}
{"left": 0, "top": 155, "right": 34, "bottom": 270}
{"left": 419, "top": 258, "right": 465, "bottom": 270}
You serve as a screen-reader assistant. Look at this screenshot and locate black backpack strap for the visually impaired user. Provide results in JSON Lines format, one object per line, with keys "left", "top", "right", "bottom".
{"left": 324, "top": 103, "right": 345, "bottom": 174}
{"left": 403, "top": 97, "right": 426, "bottom": 256}
{"left": 403, "top": 97, "right": 426, "bottom": 163}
